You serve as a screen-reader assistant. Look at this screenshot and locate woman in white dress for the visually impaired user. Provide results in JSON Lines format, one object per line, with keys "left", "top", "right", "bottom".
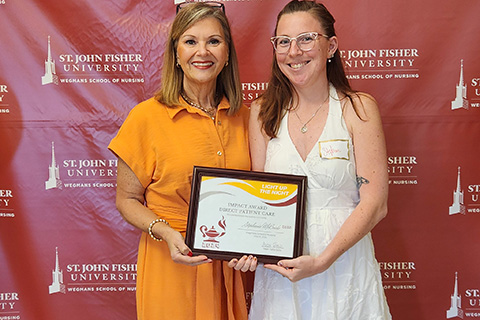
{"left": 244, "top": 1, "right": 392, "bottom": 319}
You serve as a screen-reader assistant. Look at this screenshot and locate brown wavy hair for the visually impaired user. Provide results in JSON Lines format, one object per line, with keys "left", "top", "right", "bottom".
{"left": 155, "top": 3, "right": 242, "bottom": 115}
{"left": 259, "top": 0, "right": 360, "bottom": 138}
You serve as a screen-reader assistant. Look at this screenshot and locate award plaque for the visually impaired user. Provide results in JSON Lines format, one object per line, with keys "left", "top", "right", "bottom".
{"left": 186, "top": 166, "right": 307, "bottom": 263}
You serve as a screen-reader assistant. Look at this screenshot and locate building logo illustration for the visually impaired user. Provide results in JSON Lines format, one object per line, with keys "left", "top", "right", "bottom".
{"left": 49, "top": 247, "right": 66, "bottom": 294}
{"left": 451, "top": 60, "right": 468, "bottom": 111}
{"left": 449, "top": 167, "right": 465, "bottom": 215}
{"left": 447, "top": 272, "right": 464, "bottom": 319}
{"left": 45, "top": 141, "right": 63, "bottom": 190}
{"left": 42, "top": 36, "right": 58, "bottom": 86}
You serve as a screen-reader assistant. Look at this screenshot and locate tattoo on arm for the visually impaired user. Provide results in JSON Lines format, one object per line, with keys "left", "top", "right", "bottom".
{"left": 356, "top": 176, "right": 370, "bottom": 188}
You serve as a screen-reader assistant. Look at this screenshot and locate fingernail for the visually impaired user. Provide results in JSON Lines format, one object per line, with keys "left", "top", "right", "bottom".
{"left": 187, "top": 251, "right": 193, "bottom": 257}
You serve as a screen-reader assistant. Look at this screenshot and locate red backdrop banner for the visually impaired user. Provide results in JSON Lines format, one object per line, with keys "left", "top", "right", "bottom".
{"left": 1, "top": 1, "right": 479, "bottom": 319}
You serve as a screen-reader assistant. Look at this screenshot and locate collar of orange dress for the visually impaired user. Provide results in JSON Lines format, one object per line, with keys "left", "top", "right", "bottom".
{"left": 180, "top": 92, "right": 217, "bottom": 120}
{"left": 163, "top": 96, "right": 230, "bottom": 120}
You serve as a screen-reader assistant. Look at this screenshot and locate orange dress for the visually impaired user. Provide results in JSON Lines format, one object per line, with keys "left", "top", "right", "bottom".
{"left": 108, "top": 97, "right": 250, "bottom": 320}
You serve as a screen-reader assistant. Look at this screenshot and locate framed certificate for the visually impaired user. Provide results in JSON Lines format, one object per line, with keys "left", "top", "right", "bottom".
{"left": 186, "top": 166, "right": 307, "bottom": 263}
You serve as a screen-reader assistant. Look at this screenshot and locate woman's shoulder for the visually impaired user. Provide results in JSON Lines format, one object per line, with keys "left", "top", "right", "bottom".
{"left": 133, "top": 97, "right": 164, "bottom": 111}
{"left": 232, "top": 103, "right": 250, "bottom": 124}
{"left": 118, "top": 98, "right": 169, "bottom": 132}
{"left": 339, "top": 90, "right": 378, "bottom": 119}
{"left": 238, "top": 102, "right": 250, "bottom": 113}
{"left": 249, "top": 97, "right": 264, "bottom": 114}
{"left": 127, "top": 97, "right": 165, "bottom": 118}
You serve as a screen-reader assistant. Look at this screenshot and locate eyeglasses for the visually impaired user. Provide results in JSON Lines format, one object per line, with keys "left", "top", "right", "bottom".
{"left": 270, "top": 32, "right": 329, "bottom": 54}
{"left": 176, "top": 1, "right": 225, "bottom": 14}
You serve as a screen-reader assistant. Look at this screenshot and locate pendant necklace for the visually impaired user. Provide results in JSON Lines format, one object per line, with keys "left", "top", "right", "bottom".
{"left": 181, "top": 92, "right": 216, "bottom": 120}
{"left": 293, "top": 94, "right": 329, "bottom": 134}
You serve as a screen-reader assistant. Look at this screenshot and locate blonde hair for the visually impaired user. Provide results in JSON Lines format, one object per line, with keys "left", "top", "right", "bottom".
{"left": 155, "top": 3, "right": 242, "bottom": 115}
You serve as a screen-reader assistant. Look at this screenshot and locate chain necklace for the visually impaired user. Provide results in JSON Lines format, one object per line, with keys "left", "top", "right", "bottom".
{"left": 181, "top": 92, "right": 217, "bottom": 120}
{"left": 293, "top": 94, "right": 330, "bottom": 134}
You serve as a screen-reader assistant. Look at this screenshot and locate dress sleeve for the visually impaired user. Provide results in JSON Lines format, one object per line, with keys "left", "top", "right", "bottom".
{"left": 108, "top": 101, "right": 157, "bottom": 188}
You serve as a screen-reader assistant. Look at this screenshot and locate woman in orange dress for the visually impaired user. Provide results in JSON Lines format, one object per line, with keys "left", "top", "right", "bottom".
{"left": 108, "top": 2, "right": 255, "bottom": 319}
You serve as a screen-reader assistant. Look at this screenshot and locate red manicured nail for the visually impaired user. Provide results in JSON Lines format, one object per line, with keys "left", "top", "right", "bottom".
{"left": 187, "top": 251, "right": 193, "bottom": 257}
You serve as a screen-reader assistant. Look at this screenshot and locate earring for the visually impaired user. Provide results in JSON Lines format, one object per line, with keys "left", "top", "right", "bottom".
{"left": 328, "top": 54, "right": 334, "bottom": 63}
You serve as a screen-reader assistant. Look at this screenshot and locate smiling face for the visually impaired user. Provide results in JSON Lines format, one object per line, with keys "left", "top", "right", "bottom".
{"left": 275, "top": 11, "right": 337, "bottom": 90}
{"left": 176, "top": 17, "right": 229, "bottom": 92}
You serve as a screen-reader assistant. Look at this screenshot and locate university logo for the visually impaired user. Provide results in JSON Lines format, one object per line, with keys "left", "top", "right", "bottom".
{"left": 49, "top": 247, "right": 66, "bottom": 294}
{"left": 45, "top": 141, "right": 63, "bottom": 190}
{"left": 242, "top": 82, "right": 268, "bottom": 105}
{"left": 0, "top": 84, "right": 7, "bottom": 101}
{"left": 0, "top": 292, "right": 19, "bottom": 314}
{"left": 449, "top": 167, "right": 480, "bottom": 215}
{"left": 447, "top": 272, "right": 464, "bottom": 319}
{"left": 41, "top": 36, "right": 59, "bottom": 86}
{"left": 451, "top": 60, "right": 468, "bottom": 111}
{"left": 47, "top": 247, "right": 137, "bottom": 294}
{"left": 342, "top": 47, "right": 420, "bottom": 81}
{"left": 44, "top": 141, "right": 117, "bottom": 190}
{"left": 0, "top": 188, "right": 14, "bottom": 218}
{"left": 450, "top": 167, "right": 465, "bottom": 215}
{"left": 379, "top": 261, "right": 416, "bottom": 291}
{"left": 40, "top": 36, "right": 144, "bottom": 85}
{"left": 387, "top": 155, "right": 418, "bottom": 186}
{"left": 0, "top": 84, "right": 9, "bottom": 114}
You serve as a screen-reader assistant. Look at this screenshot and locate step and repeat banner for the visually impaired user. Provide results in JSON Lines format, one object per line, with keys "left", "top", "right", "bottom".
{"left": 1, "top": 0, "right": 479, "bottom": 319}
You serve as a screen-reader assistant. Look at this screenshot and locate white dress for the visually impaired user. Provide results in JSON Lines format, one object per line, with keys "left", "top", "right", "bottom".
{"left": 249, "top": 86, "right": 391, "bottom": 320}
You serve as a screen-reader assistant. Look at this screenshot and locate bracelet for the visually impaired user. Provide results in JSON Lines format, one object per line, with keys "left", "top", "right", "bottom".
{"left": 148, "top": 218, "right": 170, "bottom": 242}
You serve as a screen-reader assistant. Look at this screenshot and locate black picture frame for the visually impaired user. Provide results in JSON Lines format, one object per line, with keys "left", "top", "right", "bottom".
{"left": 186, "top": 166, "right": 307, "bottom": 263}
